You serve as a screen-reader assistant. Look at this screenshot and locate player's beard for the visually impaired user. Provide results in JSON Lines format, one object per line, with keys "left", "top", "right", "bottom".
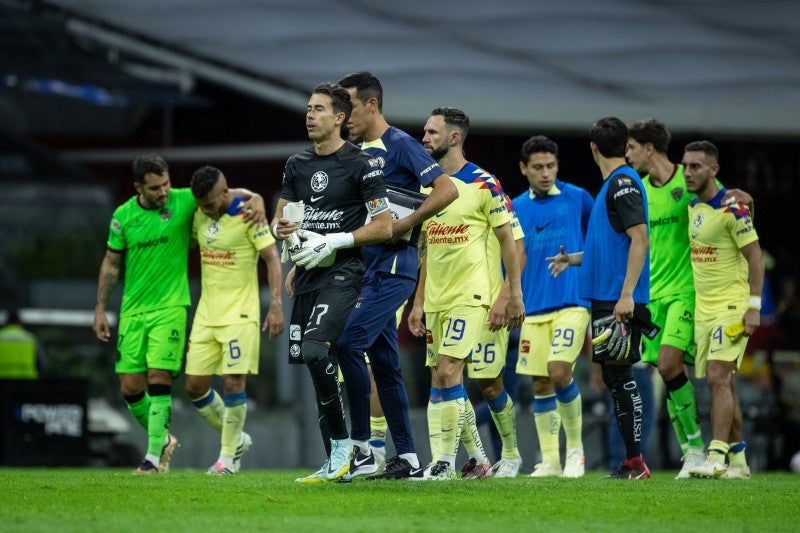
{"left": 428, "top": 145, "right": 448, "bottom": 162}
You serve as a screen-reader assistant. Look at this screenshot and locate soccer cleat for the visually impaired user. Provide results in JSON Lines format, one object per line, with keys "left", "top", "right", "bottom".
{"left": 206, "top": 461, "right": 234, "bottom": 475}
{"left": 158, "top": 434, "right": 180, "bottom": 473}
{"left": 492, "top": 457, "right": 523, "bottom": 478}
{"left": 461, "top": 458, "right": 493, "bottom": 479}
{"left": 133, "top": 459, "right": 159, "bottom": 475}
{"left": 295, "top": 460, "right": 330, "bottom": 483}
{"left": 689, "top": 458, "right": 727, "bottom": 479}
{"left": 350, "top": 445, "right": 380, "bottom": 477}
{"left": 609, "top": 457, "right": 650, "bottom": 479}
{"left": 720, "top": 465, "right": 751, "bottom": 480}
{"left": 529, "top": 462, "right": 562, "bottom": 477}
{"left": 233, "top": 432, "right": 253, "bottom": 473}
{"left": 424, "top": 460, "right": 456, "bottom": 480}
{"left": 365, "top": 456, "right": 424, "bottom": 481}
{"left": 676, "top": 448, "right": 706, "bottom": 479}
{"left": 326, "top": 438, "right": 352, "bottom": 481}
{"left": 563, "top": 447, "right": 586, "bottom": 478}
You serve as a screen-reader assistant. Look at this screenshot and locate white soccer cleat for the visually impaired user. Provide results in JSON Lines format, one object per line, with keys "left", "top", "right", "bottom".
{"left": 233, "top": 432, "right": 253, "bottom": 473}
{"left": 295, "top": 460, "right": 329, "bottom": 483}
{"left": 720, "top": 465, "right": 751, "bottom": 480}
{"left": 530, "top": 461, "right": 562, "bottom": 477}
{"left": 327, "top": 438, "right": 352, "bottom": 481}
{"left": 423, "top": 460, "right": 456, "bottom": 480}
{"left": 689, "top": 458, "right": 727, "bottom": 479}
{"left": 563, "top": 447, "right": 585, "bottom": 478}
{"left": 492, "top": 457, "right": 523, "bottom": 478}
{"left": 676, "top": 447, "right": 705, "bottom": 479}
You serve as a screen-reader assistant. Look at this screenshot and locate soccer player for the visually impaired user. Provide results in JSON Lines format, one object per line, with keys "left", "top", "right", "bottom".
{"left": 272, "top": 82, "right": 393, "bottom": 483}
{"left": 334, "top": 72, "right": 458, "bottom": 480}
{"left": 547, "top": 117, "right": 651, "bottom": 479}
{"left": 682, "top": 141, "right": 763, "bottom": 480}
{"left": 408, "top": 107, "right": 524, "bottom": 480}
{"left": 184, "top": 166, "right": 284, "bottom": 475}
{"left": 512, "top": 135, "right": 593, "bottom": 478}
{"left": 93, "top": 154, "right": 266, "bottom": 474}
{"left": 626, "top": 119, "right": 753, "bottom": 478}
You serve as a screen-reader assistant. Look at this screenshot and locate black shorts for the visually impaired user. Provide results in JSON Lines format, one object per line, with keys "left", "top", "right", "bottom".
{"left": 288, "top": 283, "right": 359, "bottom": 365}
{"left": 590, "top": 301, "right": 651, "bottom": 365}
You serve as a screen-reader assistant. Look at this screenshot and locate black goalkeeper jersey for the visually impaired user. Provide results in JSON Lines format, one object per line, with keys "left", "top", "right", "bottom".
{"left": 281, "top": 142, "right": 387, "bottom": 295}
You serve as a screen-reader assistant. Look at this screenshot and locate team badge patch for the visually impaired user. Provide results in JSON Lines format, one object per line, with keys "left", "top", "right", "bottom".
{"left": 206, "top": 221, "right": 220, "bottom": 238}
{"left": 311, "top": 171, "right": 328, "bottom": 192}
{"left": 671, "top": 187, "right": 684, "bottom": 201}
{"left": 111, "top": 219, "right": 122, "bottom": 234}
{"left": 160, "top": 208, "right": 173, "bottom": 221}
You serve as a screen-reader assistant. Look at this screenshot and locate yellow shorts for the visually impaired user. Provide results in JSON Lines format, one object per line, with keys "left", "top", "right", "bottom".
{"left": 467, "top": 322, "right": 509, "bottom": 379}
{"left": 695, "top": 313, "right": 747, "bottom": 379}
{"left": 516, "top": 307, "right": 590, "bottom": 377}
{"left": 425, "top": 305, "right": 488, "bottom": 368}
{"left": 186, "top": 322, "right": 260, "bottom": 376}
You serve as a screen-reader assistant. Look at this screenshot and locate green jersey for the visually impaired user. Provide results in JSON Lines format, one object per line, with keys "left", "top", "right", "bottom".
{"left": 107, "top": 188, "right": 196, "bottom": 317}
{"left": 643, "top": 165, "right": 695, "bottom": 299}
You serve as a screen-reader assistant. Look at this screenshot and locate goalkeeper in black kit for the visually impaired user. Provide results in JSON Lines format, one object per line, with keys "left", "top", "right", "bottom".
{"left": 271, "top": 82, "right": 392, "bottom": 483}
{"left": 547, "top": 117, "right": 652, "bottom": 479}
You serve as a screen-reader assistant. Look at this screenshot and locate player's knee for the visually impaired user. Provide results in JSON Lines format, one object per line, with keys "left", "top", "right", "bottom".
{"left": 302, "top": 339, "right": 331, "bottom": 365}
{"left": 548, "top": 362, "right": 572, "bottom": 388}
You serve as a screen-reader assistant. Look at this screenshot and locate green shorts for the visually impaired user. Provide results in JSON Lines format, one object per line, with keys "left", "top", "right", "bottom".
{"left": 116, "top": 306, "right": 187, "bottom": 376}
{"left": 642, "top": 293, "right": 696, "bottom": 366}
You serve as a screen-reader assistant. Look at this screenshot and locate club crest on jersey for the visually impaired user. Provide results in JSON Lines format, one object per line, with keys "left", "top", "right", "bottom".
{"left": 111, "top": 219, "right": 122, "bottom": 234}
{"left": 368, "top": 157, "right": 384, "bottom": 168}
{"left": 311, "top": 171, "right": 328, "bottom": 192}
{"left": 671, "top": 187, "right": 684, "bottom": 201}
{"left": 160, "top": 208, "right": 172, "bottom": 221}
{"left": 206, "top": 220, "right": 220, "bottom": 238}
{"left": 692, "top": 213, "right": 703, "bottom": 232}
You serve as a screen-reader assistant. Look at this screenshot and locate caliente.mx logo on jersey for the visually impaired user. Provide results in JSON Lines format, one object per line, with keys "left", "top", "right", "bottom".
{"left": 311, "top": 171, "right": 328, "bottom": 192}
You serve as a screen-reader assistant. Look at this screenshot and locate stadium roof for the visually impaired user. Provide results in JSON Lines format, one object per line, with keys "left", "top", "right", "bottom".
{"left": 8, "top": 0, "right": 800, "bottom": 136}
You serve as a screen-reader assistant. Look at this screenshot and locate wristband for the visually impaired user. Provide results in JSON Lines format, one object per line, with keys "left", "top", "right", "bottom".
{"left": 747, "top": 295, "right": 761, "bottom": 311}
{"left": 327, "top": 232, "right": 355, "bottom": 249}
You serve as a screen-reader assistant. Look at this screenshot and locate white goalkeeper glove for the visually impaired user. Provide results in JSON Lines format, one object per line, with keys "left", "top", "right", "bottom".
{"left": 285, "top": 229, "right": 324, "bottom": 264}
{"left": 591, "top": 315, "right": 631, "bottom": 360}
{"left": 292, "top": 232, "right": 354, "bottom": 269}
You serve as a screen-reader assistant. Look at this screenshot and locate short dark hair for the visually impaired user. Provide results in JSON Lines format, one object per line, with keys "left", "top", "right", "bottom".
{"left": 132, "top": 154, "right": 168, "bottom": 183}
{"left": 313, "top": 82, "right": 353, "bottom": 121}
{"left": 337, "top": 71, "right": 383, "bottom": 112}
{"left": 590, "top": 117, "right": 628, "bottom": 158}
{"left": 520, "top": 135, "right": 559, "bottom": 163}
{"left": 684, "top": 140, "right": 719, "bottom": 162}
{"left": 628, "top": 118, "right": 671, "bottom": 154}
{"left": 431, "top": 107, "right": 470, "bottom": 140}
{"left": 191, "top": 165, "right": 222, "bottom": 198}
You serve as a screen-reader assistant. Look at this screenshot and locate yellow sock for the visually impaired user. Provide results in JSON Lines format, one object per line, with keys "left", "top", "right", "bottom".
{"left": 460, "top": 400, "right": 487, "bottom": 462}
{"left": 221, "top": 396, "right": 247, "bottom": 458}
{"left": 728, "top": 441, "right": 748, "bottom": 467}
{"left": 533, "top": 394, "right": 561, "bottom": 466}
{"left": 427, "top": 400, "right": 443, "bottom": 462}
{"left": 708, "top": 439, "right": 730, "bottom": 466}
{"left": 192, "top": 389, "right": 224, "bottom": 432}
{"left": 490, "top": 397, "right": 520, "bottom": 459}
{"left": 440, "top": 397, "right": 466, "bottom": 460}
{"left": 556, "top": 394, "right": 583, "bottom": 450}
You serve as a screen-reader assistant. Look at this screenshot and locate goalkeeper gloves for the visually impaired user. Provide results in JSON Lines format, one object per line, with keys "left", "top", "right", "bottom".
{"left": 282, "top": 229, "right": 323, "bottom": 264}
{"left": 591, "top": 315, "right": 631, "bottom": 361}
{"left": 292, "top": 232, "right": 354, "bottom": 269}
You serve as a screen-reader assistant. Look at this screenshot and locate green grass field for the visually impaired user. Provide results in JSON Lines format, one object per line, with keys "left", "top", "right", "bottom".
{"left": 3, "top": 468, "right": 799, "bottom": 532}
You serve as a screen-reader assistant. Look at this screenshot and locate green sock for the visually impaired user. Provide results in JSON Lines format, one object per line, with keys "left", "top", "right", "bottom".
{"left": 490, "top": 397, "right": 521, "bottom": 459}
{"left": 666, "top": 397, "right": 689, "bottom": 455}
{"left": 556, "top": 394, "right": 583, "bottom": 450}
{"left": 669, "top": 380, "right": 704, "bottom": 449}
{"left": 125, "top": 393, "right": 150, "bottom": 431}
{"left": 221, "top": 401, "right": 247, "bottom": 458}
{"left": 427, "top": 401, "right": 443, "bottom": 463}
{"left": 147, "top": 393, "right": 172, "bottom": 458}
{"left": 192, "top": 389, "right": 224, "bottom": 432}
